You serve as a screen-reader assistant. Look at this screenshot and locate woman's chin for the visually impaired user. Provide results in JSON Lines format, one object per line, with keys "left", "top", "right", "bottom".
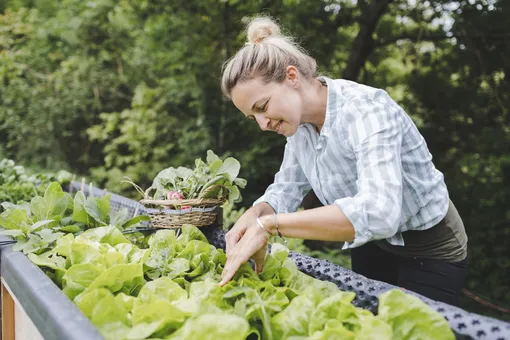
{"left": 282, "top": 126, "right": 297, "bottom": 137}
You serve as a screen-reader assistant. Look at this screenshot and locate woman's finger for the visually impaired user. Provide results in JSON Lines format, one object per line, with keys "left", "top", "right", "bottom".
{"left": 220, "top": 247, "right": 247, "bottom": 286}
{"left": 253, "top": 247, "right": 267, "bottom": 274}
{"left": 225, "top": 229, "right": 242, "bottom": 257}
{"left": 221, "top": 227, "right": 268, "bottom": 285}
{"left": 221, "top": 234, "right": 256, "bottom": 285}
{"left": 219, "top": 265, "right": 237, "bottom": 286}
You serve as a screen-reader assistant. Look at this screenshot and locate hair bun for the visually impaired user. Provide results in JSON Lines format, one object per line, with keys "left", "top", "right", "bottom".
{"left": 247, "top": 17, "right": 281, "bottom": 44}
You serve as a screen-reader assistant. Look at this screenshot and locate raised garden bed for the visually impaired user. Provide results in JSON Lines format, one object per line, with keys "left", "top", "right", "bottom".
{"left": 0, "top": 182, "right": 509, "bottom": 339}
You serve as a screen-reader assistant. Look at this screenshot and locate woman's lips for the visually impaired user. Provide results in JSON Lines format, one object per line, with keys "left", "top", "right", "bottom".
{"left": 275, "top": 120, "right": 283, "bottom": 134}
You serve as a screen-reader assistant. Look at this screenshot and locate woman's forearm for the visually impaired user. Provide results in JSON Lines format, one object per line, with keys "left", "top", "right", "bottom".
{"left": 252, "top": 202, "right": 276, "bottom": 217}
{"left": 260, "top": 205, "right": 355, "bottom": 242}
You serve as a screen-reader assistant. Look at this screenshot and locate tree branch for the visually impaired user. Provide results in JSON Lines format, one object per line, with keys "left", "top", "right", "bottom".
{"left": 343, "top": 0, "right": 393, "bottom": 81}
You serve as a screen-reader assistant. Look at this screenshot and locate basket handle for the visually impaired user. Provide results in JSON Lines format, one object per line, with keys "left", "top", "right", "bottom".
{"left": 144, "top": 186, "right": 156, "bottom": 199}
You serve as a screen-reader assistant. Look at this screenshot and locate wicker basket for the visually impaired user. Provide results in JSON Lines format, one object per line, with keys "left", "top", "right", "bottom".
{"left": 139, "top": 186, "right": 227, "bottom": 229}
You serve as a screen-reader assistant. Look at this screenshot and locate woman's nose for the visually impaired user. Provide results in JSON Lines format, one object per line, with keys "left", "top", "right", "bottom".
{"left": 255, "top": 114, "right": 271, "bottom": 131}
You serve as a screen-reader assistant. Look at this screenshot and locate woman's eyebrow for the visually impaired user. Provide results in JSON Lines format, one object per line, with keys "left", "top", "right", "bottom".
{"left": 251, "top": 97, "right": 269, "bottom": 111}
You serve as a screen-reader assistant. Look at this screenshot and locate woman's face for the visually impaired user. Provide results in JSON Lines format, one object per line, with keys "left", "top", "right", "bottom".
{"left": 231, "top": 69, "right": 303, "bottom": 137}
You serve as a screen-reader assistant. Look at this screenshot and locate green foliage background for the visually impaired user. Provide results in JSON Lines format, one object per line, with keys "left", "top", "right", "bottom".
{"left": 1, "top": 0, "right": 509, "bottom": 321}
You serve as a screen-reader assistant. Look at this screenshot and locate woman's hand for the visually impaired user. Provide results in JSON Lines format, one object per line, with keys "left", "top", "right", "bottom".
{"left": 220, "top": 215, "right": 272, "bottom": 286}
{"left": 224, "top": 203, "right": 274, "bottom": 264}
{"left": 224, "top": 208, "right": 258, "bottom": 258}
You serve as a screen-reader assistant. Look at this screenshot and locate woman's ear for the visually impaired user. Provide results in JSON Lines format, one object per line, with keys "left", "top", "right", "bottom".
{"left": 286, "top": 65, "right": 300, "bottom": 88}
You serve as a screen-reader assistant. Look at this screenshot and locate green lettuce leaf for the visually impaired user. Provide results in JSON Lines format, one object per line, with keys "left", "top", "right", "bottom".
{"left": 165, "top": 313, "right": 250, "bottom": 340}
{"left": 0, "top": 207, "right": 29, "bottom": 231}
{"left": 62, "top": 263, "right": 103, "bottom": 300}
{"left": 145, "top": 230, "right": 180, "bottom": 280}
{"left": 76, "top": 226, "right": 129, "bottom": 246}
{"left": 177, "top": 224, "right": 208, "bottom": 244}
{"left": 28, "top": 251, "right": 66, "bottom": 271}
{"left": 90, "top": 290, "right": 131, "bottom": 339}
{"left": 378, "top": 289, "right": 455, "bottom": 340}
{"left": 84, "top": 194, "right": 111, "bottom": 226}
{"left": 270, "top": 287, "right": 322, "bottom": 338}
{"left": 72, "top": 191, "right": 90, "bottom": 225}
{"left": 137, "top": 277, "right": 188, "bottom": 304}
{"left": 114, "top": 243, "right": 150, "bottom": 264}
{"left": 30, "top": 182, "right": 71, "bottom": 223}
{"left": 75, "top": 288, "right": 113, "bottom": 318}
{"left": 86, "top": 263, "right": 146, "bottom": 296}
{"left": 309, "top": 291, "right": 357, "bottom": 334}
{"left": 131, "top": 300, "right": 190, "bottom": 337}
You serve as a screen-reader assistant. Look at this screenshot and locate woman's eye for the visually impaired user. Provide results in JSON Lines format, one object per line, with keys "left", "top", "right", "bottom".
{"left": 259, "top": 103, "right": 267, "bottom": 111}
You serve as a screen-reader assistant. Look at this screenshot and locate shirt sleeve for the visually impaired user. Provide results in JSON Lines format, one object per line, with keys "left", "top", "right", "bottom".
{"left": 253, "top": 141, "right": 312, "bottom": 213}
{"left": 335, "top": 90, "right": 404, "bottom": 249}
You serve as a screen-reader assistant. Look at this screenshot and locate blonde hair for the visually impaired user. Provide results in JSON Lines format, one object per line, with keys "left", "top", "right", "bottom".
{"left": 221, "top": 16, "right": 318, "bottom": 98}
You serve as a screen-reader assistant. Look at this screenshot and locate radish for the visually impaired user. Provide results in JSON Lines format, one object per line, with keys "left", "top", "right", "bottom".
{"left": 167, "top": 191, "right": 184, "bottom": 200}
{"left": 167, "top": 191, "right": 191, "bottom": 210}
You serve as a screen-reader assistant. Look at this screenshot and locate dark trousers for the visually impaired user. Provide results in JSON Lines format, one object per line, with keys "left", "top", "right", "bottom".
{"left": 351, "top": 241, "right": 468, "bottom": 306}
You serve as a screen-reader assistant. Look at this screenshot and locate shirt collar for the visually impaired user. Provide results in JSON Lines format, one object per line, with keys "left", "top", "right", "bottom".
{"left": 317, "top": 76, "right": 339, "bottom": 139}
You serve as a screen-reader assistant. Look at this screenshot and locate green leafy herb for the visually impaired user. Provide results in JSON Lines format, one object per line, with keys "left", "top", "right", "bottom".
{"left": 1, "top": 182, "right": 149, "bottom": 254}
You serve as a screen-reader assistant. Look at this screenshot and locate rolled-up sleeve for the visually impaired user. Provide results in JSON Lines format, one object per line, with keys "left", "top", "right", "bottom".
{"left": 253, "top": 141, "right": 311, "bottom": 213}
{"left": 336, "top": 90, "right": 404, "bottom": 249}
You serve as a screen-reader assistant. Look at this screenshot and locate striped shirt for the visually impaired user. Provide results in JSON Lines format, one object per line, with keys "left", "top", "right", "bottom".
{"left": 254, "top": 76, "right": 449, "bottom": 249}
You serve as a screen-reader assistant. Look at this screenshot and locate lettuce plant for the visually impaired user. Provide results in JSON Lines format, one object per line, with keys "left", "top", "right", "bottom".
{"left": 1, "top": 181, "right": 455, "bottom": 340}
{"left": 28, "top": 224, "right": 454, "bottom": 340}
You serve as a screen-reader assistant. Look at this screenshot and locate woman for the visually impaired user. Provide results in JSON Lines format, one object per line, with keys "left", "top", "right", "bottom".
{"left": 219, "top": 16, "right": 468, "bottom": 306}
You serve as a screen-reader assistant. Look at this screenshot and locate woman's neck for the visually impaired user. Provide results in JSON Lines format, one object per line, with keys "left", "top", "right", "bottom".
{"left": 300, "top": 78, "right": 328, "bottom": 133}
